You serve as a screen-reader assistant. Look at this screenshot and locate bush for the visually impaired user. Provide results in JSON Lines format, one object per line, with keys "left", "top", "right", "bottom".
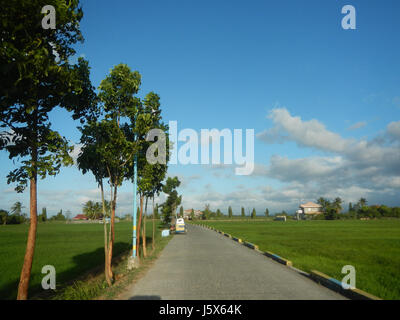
{"left": 6, "top": 214, "right": 26, "bottom": 224}
{"left": 0, "top": 210, "right": 8, "bottom": 225}
{"left": 312, "top": 213, "right": 326, "bottom": 220}
{"left": 325, "top": 208, "right": 339, "bottom": 220}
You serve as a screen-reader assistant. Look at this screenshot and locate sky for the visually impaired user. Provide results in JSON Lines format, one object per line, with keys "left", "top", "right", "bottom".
{"left": 1, "top": 0, "right": 400, "bottom": 217}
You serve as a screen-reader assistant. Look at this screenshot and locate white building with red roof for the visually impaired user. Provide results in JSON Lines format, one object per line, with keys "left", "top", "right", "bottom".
{"left": 299, "top": 201, "right": 323, "bottom": 218}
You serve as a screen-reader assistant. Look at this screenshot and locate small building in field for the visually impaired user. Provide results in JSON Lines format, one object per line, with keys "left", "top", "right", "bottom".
{"left": 73, "top": 214, "right": 88, "bottom": 221}
{"left": 299, "top": 202, "right": 323, "bottom": 219}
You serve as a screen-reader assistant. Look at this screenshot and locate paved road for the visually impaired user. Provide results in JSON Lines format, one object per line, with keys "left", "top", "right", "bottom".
{"left": 122, "top": 224, "right": 346, "bottom": 300}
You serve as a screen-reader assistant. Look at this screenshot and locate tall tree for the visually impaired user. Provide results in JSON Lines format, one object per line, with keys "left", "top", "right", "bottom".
{"left": 265, "top": 208, "right": 269, "bottom": 217}
{"left": 82, "top": 200, "right": 95, "bottom": 219}
{"left": 161, "top": 177, "right": 181, "bottom": 224}
{"left": 130, "top": 91, "right": 169, "bottom": 254}
{"left": 203, "top": 204, "right": 211, "bottom": 220}
{"left": 82, "top": 200, "right": 105, "bottom": 219}
{"left": 228, "top": 206, "right": 233, "bottom": 218}
{"left": 11, "top": 201, "right": 24, "bottom": 216}
{"left": 53, "top": 209, "right": 65, "bottom": 221}
{"left": 0, "top": 0, "right": 98, "bottom": 300}
{"left": 251, "top": 208, "right": 256, "bottom": 219}
{"left": 241, "top": 207, "right": 245, "bottom": 218}
{"left": 332, "top": 197, "right": 343, "bottom": 214}
{"left": 99, "top": 63, "right": 140, "bottom": 270}
{"left": 317, "top": 197, "right": 331, "bottom": 213}
{"left": 179, "top": 206, "right": 184, "bottom": 218}
{"left": 79, "top": 125, "right": 136, "bottom": 279}
{"left": 79, "top": 63, "right": 140, "bottom": 283}
{"left": 39, "top": 207, "right": 47, "bottom": 222}
{"left": 78, "top": 120, "right": 137, "bottom": 284}
{"left": 358, "top": 198, "right": 367, "bottom": 208}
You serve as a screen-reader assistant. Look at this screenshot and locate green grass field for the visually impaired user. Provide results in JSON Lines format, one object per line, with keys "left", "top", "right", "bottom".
{"left": 195, "top": 219, "right": 400, "bottom": 299}
{"left": 0, "top": 220, "right": 162, "bottom": 300}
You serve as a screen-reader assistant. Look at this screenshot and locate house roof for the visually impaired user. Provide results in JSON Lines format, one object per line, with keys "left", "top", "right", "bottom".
{"left": 73, "top": 214, "right": 88, "bottom": 220}
{"left": 299, "top": 201, "right": 322, "bottom": 208}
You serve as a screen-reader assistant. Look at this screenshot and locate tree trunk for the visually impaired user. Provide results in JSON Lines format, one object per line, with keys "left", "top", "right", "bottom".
{"left": 17, "top": 149, "right": 38, "bottom": 300}
{"left": 100, "top": 181, "right": 111, "bottom": 286}
{"left": 142, "top": 197, "right": 148, "bottom": 258}
{"left": 152, "top": 196, "right": 155, "bottom": 251}
{"left": 111, "top": 184, "right": 117, "bottom": 243}
{"left": 136, "top": 195, "right": 144, "bottom": 258}
{"left": 106, "top": 183, "right": 117, "bottom": 283}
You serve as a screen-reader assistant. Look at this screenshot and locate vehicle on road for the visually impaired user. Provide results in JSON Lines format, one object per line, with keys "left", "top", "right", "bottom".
{"left": 175, "top": 218, "right": 186, "bottom": 234}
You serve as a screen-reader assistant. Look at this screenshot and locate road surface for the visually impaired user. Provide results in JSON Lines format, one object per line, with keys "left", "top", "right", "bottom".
{"left": 122, "top": 224, "right": 346, "bottom": 300}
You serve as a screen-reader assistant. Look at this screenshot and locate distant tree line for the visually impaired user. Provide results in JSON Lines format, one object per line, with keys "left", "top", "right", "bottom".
{"left": 314, "top": 197, "right": 400, "bottom": 220}
{"left": 197, "top": 205, "right": 270, "bottom": 220}
{"left": 0, "top": 201, "right": 27, "bottom": 225}
{"left": 0, "top": 202, "right": 71, "bottom": 224}
{"left": 194, "top": 197, "right": 400, "bottom": 222}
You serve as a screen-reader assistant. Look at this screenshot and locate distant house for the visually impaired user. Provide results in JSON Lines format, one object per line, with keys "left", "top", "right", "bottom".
{"left": 299, "top": 202, "right": 323, "bottom": 219}
{"left": 73, "top": 214, "right": 88, "bottom": 220}
{"left": 183, "top": 209, "right": 203, "bottom": 219}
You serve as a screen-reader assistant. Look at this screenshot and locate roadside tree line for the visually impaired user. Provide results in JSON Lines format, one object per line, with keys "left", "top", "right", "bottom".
{"left": 0, "top": 0, "right": 181, "bottom": 299}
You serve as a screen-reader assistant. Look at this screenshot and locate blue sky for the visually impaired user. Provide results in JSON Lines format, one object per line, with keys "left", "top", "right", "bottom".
{"left": 1, "top": 0, "right": 400, "bottom": 216}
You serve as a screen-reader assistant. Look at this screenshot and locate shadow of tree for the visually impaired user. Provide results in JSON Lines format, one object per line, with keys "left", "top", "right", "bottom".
{"left": 0, "top": 280, "right": 19, "bottom": 300}
{"left": 1, "top": 222, "right": 168, "bottom": 300}
{"left": 0, "top": 242, "right": 130, "bottom": 300}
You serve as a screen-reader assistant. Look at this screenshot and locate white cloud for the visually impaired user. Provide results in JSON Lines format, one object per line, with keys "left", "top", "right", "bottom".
{"left": 252, "top": 108, "right": 400, "bottom": 208}
{"left": 387, "top": 121, "right": 400, "bottom": 141}
{"left": 265, "top": 155, "right": 343, "bottom": 182}
{"left": 257, "top": 108, "right": 400, "bottom": 168}
{"left": 69, "top": 144, "right": 82, "bottom": 165}
{"left": 257, "top": 108, "right": 349, "bottom": 153}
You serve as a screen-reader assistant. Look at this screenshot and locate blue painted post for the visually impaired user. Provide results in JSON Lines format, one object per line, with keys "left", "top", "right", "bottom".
{"left": 132, "top": 113, "right": 138, "bottom": 259}
{"left": 132, "top": 152, "right": 137, "bottom": 257}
